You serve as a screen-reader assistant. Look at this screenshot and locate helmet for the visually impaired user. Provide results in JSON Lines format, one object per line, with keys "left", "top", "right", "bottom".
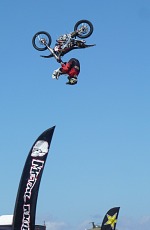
{"left": 66, "top": 76, "right": 78, "bottom": 85}
{"left": 69, "top": 77, "right": 77, "bottom": 85}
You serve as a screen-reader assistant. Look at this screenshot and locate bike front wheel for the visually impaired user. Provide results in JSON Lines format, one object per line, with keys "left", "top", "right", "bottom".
{"left": 32, "top": 31, "right": 52, "bottom": 51}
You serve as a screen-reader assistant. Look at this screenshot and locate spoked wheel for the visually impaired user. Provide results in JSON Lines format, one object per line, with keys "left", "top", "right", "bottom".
{"left": 32, "top": 31, "right": 52, "bottom": 51}
{"left": 74, "top": 20, "right": 94, "bottom": 39}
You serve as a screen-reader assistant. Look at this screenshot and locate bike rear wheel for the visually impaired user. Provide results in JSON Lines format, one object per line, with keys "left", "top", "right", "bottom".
{"left": 32, "top": 31, "right": 52, "bottom": 51}
{"left": 74, "top": 20, "right": 94, "bottom": 38}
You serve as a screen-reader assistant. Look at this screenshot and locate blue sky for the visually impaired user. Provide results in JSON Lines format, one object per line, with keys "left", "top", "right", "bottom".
{"left": 0, "top": 0, "right": 150, "bottom": 230}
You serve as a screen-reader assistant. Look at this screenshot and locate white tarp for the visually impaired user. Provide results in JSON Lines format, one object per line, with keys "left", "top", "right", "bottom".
{"left": 0, "top": 215, "right": 13, "bottom": 225}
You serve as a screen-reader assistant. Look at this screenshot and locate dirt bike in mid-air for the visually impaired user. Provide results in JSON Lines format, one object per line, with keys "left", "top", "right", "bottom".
{"left": 32, "top": 20, "right": 95, "bottom": 63}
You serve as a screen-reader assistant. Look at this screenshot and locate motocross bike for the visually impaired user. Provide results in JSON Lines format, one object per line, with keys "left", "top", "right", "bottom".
{"left": 32, "top": 20, "right": 95, "bottom": 63}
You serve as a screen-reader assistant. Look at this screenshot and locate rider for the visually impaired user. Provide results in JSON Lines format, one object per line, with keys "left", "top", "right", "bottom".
{"left": 52, "top": 58, "right": 80, "bottom": 85}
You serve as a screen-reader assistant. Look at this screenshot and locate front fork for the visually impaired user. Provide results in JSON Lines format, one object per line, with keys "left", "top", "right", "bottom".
{"left": 40, "top": 39, "right": 62, "bottom": 63}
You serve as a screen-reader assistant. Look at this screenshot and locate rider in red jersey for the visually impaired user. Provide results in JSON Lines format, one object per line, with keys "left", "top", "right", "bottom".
{"left": 52, "top": 58, "right": 80, "bottom": 85}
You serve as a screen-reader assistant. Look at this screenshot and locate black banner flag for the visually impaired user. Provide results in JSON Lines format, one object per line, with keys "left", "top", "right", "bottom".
{"left": 12, "top": 126, "right": 55, "bottom": 230}
{"left": 101, "top": 207, "right": 120, "bottom": 230}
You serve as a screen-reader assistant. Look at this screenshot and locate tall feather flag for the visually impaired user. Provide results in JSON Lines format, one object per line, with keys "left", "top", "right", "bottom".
{"left": 12, "top": 126, "right": 55, "bottom": 230}
{"left": 101, "top": 207, "right": 120, "bottom": 230}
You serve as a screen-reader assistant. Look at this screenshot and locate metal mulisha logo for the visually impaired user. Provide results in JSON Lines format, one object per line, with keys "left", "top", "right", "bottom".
{"left": 31, "top": 140, "right": 49, "bottom": 157}
{"left": 22, "top": 159, "right": 44, "bottom": 229}
{"left": 21, "top": 140, "right": 48, "bottom": 230}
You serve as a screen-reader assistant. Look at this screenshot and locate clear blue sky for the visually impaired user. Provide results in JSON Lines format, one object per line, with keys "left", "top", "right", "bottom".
{"left": 0, "top": 1, "right": 150, "bottom": 230}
